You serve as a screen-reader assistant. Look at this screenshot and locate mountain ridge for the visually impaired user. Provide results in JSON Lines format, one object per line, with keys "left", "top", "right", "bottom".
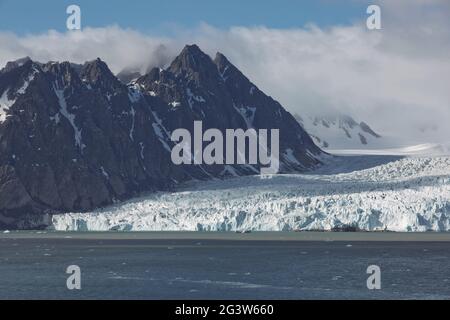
{"left": 0, "top": 45, "right": 323, "bottom": 229}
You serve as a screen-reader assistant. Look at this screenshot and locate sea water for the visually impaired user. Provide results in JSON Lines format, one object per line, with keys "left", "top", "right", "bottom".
{"left": 0, "top": 232, "right": 449, "bottom": 299}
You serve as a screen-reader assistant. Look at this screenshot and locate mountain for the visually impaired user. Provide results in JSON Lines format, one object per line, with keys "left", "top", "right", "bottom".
{"left": 0, "top": 44, "right": 323, "bottom": 229}
{"left": 294, "top": 113, "right": 382, "bottom": 149}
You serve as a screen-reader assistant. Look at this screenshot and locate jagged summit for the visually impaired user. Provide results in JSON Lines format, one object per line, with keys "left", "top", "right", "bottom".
{"left": 214, "top": 51, "right": 240, "bottom": 77}
{"left": 168, "top": 44, "right": 219, "bottom": 82}
{"left": 214, "top": 52, "right": 230, "bottom": 65}
{"left": 81, "top": 58, "right": 111, "bottom": 75}
{"left": 179, "top": 44, "right": 204, "bottom": 57}
{"left": 1, "top": 57, "right": 34, "bottom": 73}
{"left": 79, "top": 58, "right": 121, "bottom": 89}
{"left": 1, "top": 57, "right": 41, "bottom": 75}
{"left": 116, "top": 46, "right": 249, "bottom": 87}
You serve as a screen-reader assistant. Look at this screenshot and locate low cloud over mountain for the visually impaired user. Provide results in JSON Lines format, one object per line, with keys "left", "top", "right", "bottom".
{"left": 1, "top": 1, "right": 448, "bottom": 144}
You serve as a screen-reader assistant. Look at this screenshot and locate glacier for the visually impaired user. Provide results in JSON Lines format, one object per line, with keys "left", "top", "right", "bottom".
{"left": 52, "top": 152, "right": 450, "bottom": 232}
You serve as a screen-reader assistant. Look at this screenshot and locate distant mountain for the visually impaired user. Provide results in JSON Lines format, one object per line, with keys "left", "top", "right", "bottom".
{"left": 294, "top": 113, "right": 381, "bottom": 149}
{"left": 0, "top": 44, "right": 323, "bottom": 229}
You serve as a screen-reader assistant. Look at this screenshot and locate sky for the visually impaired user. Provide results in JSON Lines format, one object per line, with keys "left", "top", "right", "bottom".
{"left": 0, "top": 0, "right": 370, "bottom": 34}
{"left": 0, "top": 0, "right": 449, "bottom": 144}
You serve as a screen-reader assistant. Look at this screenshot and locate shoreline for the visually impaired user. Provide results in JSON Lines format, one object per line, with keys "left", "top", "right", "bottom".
{"left": 2, "top": 231, "right": 450, "bottom": 241}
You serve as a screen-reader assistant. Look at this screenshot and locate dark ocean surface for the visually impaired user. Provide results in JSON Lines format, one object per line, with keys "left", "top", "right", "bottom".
{"left": 1, "top": 232, "right": 449, "bottom": 299}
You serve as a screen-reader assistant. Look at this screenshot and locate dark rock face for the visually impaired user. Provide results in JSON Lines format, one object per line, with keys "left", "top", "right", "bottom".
{"left": 0, "top": 45, "right": 323, "bottom": 229}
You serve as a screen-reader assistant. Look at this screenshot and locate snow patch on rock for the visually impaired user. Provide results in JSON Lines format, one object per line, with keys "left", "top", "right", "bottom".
{"left": 53, "top": 86, "right": 86, "bottom": 151}
{"left": 0, "top": 89, "right": 15, "bottom": 122}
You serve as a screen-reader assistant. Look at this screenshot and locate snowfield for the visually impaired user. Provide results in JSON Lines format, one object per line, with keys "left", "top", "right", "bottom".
{"left": 52, "top": 153, "right": 450, "bottom": 232}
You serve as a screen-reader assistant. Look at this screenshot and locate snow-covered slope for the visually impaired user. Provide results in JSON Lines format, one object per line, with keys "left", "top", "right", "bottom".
{"left": 330, "top": 143, "right": 450, "bottom": 156}
{"left": 52, "top": 154, "right": 450, "bottom": 232}
{"left": 295, "top": 114, "right": 383, "bottom": 149}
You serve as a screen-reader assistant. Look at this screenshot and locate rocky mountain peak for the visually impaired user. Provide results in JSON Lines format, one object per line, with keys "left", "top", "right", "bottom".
{"left": 1, "top": 57, "right": 41, "bottom": 76}
{"left": 214, "top": 52, "right": 230, "bottom": 66}
{"left": 214, "top": 51, "right": 237, "bottom": 77}
{"left": 213, "top": 51, "right": 259, "bottom": 98}
{"left": 0, "top": 58, "right": 42, "bottom": 117}
{"left": 1, "top": 57, "right": 34, "bottom": 74}
{"left": 43, "top": 61, "right": 81, "bottom": 89}
{"left": 168, "top": 44, "right": 218, "bottom": 80}
{"left": 175, "top": 44, "right": 208, "bottom": 62}
{"left": 80, "top": 58, "right": 121, "bottom": 90}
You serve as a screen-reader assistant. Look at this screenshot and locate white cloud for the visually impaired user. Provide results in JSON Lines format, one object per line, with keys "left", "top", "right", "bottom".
{"left": 0, "top": 26, "right": 179, "bottom": 74}
{"left": 0, "top": 0, "right": 449, "bottom": 144}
